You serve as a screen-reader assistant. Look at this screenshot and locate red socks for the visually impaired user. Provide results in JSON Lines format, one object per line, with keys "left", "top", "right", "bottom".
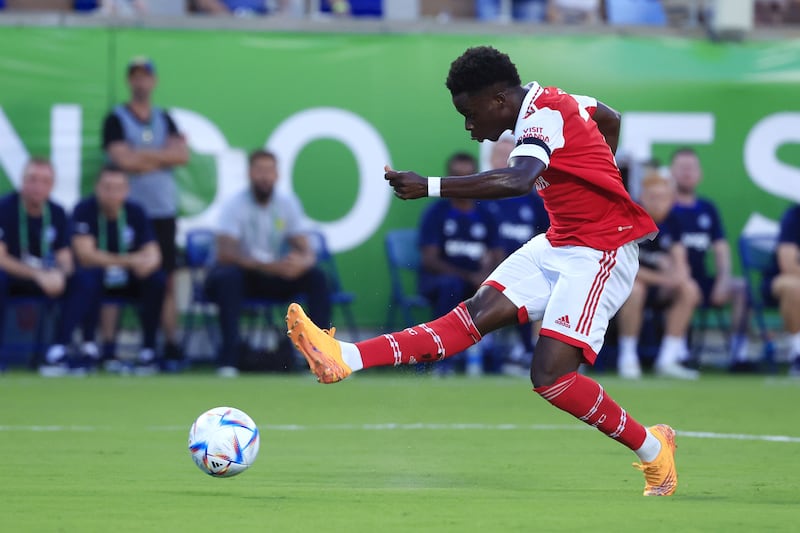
{"left": 357, "top": 303, "right": 481, "bottom": 369}
{"left": 535, "top": 372, "right": 647, "bottom": 451}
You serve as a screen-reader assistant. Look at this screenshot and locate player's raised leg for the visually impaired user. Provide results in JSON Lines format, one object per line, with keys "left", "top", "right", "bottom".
{"left": 286, "top": 284, "right": 518, "bottom": 384}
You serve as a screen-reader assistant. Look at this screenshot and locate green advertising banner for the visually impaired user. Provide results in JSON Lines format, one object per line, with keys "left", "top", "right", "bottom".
{"left": 1, "top": 27, "right": 799, "bottom": 327}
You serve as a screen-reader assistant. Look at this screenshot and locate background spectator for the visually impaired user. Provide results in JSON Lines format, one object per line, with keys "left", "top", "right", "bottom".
{"left": 616, "top": 174, "right": 700, "bottom": 380}
{"left": 205, "top": 149, "right": 330, "bottom": 377}
{"left": 766, "top": 204, "right": 800, "bottom": 376}
{"left": 669, "top": 147, "right": 752, "bottom": 371}
{"left": 0, "top": 158, "right": 73, "bottom": 375}
{"left": 50, "top": 165, "right": 164, "bottom": 375}
{"left": 481, "top": 133, "right": 549, "bottom": 375}
{"left": 102, "top": 56, "right": 189, "bottom": 366}
{"left": 417, "top": 152, "right": 504, "bottom": 376}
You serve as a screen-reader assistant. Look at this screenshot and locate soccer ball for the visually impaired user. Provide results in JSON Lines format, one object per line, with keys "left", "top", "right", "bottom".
{"left": 188, "top": 406, "right": 260, "bottom": 477}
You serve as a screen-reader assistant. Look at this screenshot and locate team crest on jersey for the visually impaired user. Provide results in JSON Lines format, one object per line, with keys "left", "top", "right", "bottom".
{"left": 534, "top": 176, "right": 550, "bottom": 191}
{"left": 443, "top": 219, "right": 457, "bottom": 236}
{"left": 698, "top": 213, "right": 711, "bottom": 229}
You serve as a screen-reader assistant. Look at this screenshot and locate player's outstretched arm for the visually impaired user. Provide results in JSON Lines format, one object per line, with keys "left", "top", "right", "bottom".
{"left": 593, "top": 101, "right": 621, "bottom": 155}
{"left": 385, "top": 157, "right": 545, "bottom": 201}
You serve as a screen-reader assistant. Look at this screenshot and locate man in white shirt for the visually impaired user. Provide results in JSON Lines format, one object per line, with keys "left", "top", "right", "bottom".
{"left": 205, "top": 149, "right": 330, "bottom": 374}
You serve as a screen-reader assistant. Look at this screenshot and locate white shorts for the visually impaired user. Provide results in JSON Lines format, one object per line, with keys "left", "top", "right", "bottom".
{"left": 484, "top": 234, "right": 639, "bottom": 364}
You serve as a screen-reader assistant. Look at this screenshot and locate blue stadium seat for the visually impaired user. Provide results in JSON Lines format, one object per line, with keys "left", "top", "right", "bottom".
{"left": 306, "top": 230, "right": 358, "bottom": 338}
{"left": 384, "top": 228, "right": 430, "bottom": 330}
{"left": 605, "top": 0, "right": 667, "bottom": 26}
{"left": 739, "top": 233, "right": 781, "bottom": 372}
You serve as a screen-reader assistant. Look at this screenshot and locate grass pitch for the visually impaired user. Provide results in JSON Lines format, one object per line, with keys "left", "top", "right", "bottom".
{"left": 1, "top": 370, "right": 798, "bottom": 532}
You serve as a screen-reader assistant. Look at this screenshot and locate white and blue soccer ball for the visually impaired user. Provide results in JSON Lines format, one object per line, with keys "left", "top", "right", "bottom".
{"left": 188, "top": 406, "right": 260, "bottom": 477}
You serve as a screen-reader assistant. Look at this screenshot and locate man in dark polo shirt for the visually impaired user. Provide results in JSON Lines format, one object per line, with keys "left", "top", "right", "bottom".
{"left": 102, "top": 57, "right": 188, "bottom": 364}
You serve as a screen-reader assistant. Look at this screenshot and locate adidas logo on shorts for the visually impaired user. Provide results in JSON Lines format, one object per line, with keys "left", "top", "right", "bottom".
{"left": 555, "top": 315, "right": 571, "bottom": 328}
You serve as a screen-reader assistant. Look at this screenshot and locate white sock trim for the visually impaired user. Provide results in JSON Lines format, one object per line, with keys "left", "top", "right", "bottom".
{"left": 341, "top": 342, "right": 363, "bottom": 371}
{"left": 635, "top": 428, "right": 662, "bottom": 463}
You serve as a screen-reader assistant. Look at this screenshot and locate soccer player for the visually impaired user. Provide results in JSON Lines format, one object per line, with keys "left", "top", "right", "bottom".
{"left": 286, "top": 46, "right": 678, "bottom": 496}
{"left": 669, "top": 147, "right": 751, "bottom": 371}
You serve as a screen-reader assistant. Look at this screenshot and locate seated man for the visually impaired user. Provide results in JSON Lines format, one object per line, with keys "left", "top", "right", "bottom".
{"left": 205, "top": 149, "right": 330, "bottom": 376}
{"left": 418, "top": 152, "right": 504, "bottom": 376}
{"left": 616, "top": 174, "right": 701, "bottom": 380}
{"left": 669, "top": 147, "right": 751, "bottom": 371}
{"left": 0, "top": 158, "right": 72, "bottom": 373}
{"left": 48, "top": 165, "right": 165, "bottom": 374}
{"left": 767, "top": 204, "right": 800, "bottom": 376}
{"left": 482, "top": 133, "right": 550, "bottom": 375}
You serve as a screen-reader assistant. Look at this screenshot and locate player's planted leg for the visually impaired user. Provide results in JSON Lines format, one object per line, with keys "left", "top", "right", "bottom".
{"left": 530, "top": 337, "right": 678, "bottom": 496}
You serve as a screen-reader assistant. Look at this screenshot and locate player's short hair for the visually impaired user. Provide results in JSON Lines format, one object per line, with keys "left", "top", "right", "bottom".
{"left": 446, "top": 151, "right": 478, "bottom": 174}
{"left": 446, "top": 46, "right": 521, "bottom": 96}
{"left": 670, "top": 146, "right": 698, "bottom": 162}
{"left": 249, "top": 149, "right": 277, "bottom": 166}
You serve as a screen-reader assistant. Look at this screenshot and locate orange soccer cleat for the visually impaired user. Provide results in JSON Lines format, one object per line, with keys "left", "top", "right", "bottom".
{"left": 632, "top": 424, "right": 678, "bottom": 496}
{"left": 285, "top": 303, "right": 351, "bottom": 384}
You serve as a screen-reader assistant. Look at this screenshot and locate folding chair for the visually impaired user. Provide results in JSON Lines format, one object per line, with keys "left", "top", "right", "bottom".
{"left": 182, "top": 229, "right": 220, "bottom": 360}
{"left": 307, "top": 230, "right": 358, "bottom": 339}
{"left": 384, "top": 228, "right": 430, "bottom": 331}
{"left": 182, "top": 229, "right": 304, "bottom": 362}
{"left": 689, "top": 305, "right": 730, "bottom": 366}
{"left": 738, "top": 233, "right": 780, "bottom": 373}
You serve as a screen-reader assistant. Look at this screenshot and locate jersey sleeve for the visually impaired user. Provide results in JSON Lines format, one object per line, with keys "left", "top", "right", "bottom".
{"left": 571, "top": 94, "right": 598, "bottom": 117}
{"left": 102, "top": 113, "right": 124, "bottom": 150}
{"left": 164, "top": 111, "right": 180, "bottom": 136}
{"left": 778, "top": 206, "right": 800, "bottom": 246}
{"left": 708, "top": 202, "right": 725, "bottom": 241}
{"left": 509, "top": 107, "right": 566, "bottom": 168}
{"left": 71, "top": 201, "right": 93, "bottom": 238}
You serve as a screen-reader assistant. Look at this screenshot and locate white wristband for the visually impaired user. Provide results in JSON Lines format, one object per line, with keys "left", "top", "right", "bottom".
{"left": 427, "top": 177, "right": 441, "bottom": 197}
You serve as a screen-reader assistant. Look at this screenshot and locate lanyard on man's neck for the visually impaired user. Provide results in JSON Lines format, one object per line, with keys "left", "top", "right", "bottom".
{"left": 18, "top": 197, "right": 51, "bottom": 257}
{"left": 98, "top": 206, "right": 127, "bottom": 253}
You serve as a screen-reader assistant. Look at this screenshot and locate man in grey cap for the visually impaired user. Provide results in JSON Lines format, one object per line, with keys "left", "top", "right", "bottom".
{"left": 101, "top": 56, "right": 189, "bottom": 369}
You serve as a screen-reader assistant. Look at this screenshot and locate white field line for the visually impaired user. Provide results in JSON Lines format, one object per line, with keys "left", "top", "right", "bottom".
{"left": 0, "top": 423, "right": 798, "bottom": 443}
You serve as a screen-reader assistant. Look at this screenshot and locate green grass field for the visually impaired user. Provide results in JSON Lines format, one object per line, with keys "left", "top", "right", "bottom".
{"left": 1, "top": 370, "right": 798, "bottom": 532}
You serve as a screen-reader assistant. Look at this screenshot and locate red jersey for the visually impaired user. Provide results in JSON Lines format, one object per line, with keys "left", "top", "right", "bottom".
{"left": 510, "top": 82, "right": 657, "bottom": 250}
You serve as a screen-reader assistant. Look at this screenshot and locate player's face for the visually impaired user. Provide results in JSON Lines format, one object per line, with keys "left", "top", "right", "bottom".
{"left": 452, "top": 89, "right": 514, "bottom": 143}
{"left": 20, "top": 162, "right": 54, "bottom": 208}
{"left": 127, "top": 69, "right": 156, "bottom": 102}
{"left": 96, "top": 172, "right": 129, "bottom": 214}
{"left": 249, "top": 156, "right": 278, "bottom": 201}
{"left": 641, "top": 182, "right": 675, "bottom": 223}
{"left": 670, "top": 153, "right": 701, "bottom": 194}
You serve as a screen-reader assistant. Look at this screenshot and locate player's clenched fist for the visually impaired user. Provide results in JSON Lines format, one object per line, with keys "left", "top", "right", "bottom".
{"left": 384, "top": 165, "right": 428, "bottom": 200}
